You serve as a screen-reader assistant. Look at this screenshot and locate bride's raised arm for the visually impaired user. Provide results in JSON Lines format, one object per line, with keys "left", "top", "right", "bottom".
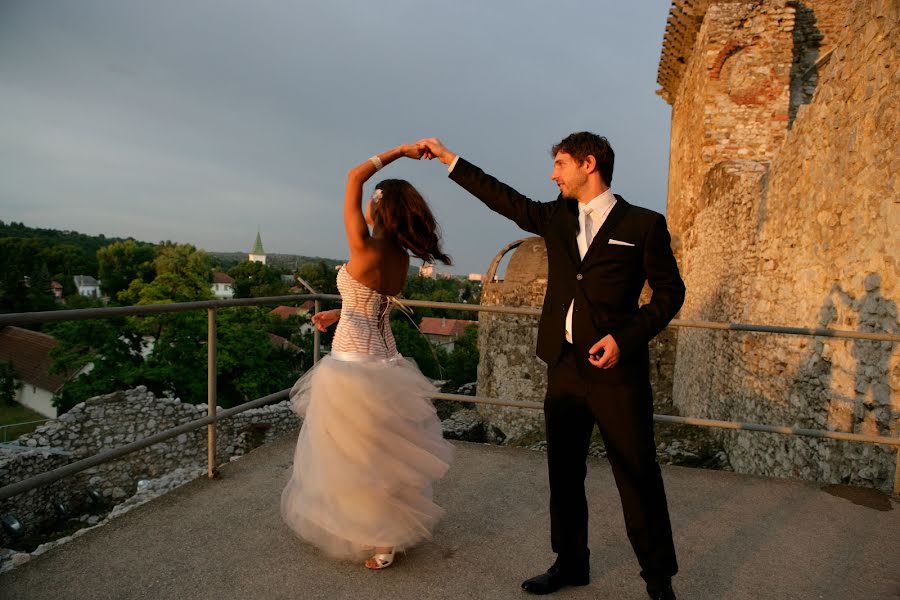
{"left": 343, "top": 143, "right": 424, "bottom": 254}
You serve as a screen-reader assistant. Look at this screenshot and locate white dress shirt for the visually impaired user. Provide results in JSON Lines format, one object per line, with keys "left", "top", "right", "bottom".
{"left": 565, "top": 190, "right": 615, "bottom": 342}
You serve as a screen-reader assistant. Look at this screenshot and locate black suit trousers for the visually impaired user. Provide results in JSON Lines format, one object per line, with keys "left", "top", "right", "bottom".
{"left": 544, "top": 342, "right": 678, "bottom": 584}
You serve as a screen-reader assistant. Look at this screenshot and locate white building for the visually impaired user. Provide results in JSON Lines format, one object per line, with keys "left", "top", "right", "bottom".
{"left": 0, "top": 327, "right": 87, "bottom": 418}
{"left": 467, "top": 273, "right": 483, "bottom": 282}
{"left": 73, "top": 275, "right": 101, "bottom": 298}
{"left": 211, "top": 271, "right": 235, "bottom": 299}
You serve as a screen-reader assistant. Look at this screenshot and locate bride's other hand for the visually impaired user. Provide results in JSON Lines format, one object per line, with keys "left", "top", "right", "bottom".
{"left": 311, "top": 309, "right": 341, "bottom": 332}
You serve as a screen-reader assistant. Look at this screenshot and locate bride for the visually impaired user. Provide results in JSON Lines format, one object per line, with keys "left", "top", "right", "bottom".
{"left": 281, "top": 143, "right": 455, "bottom": 570}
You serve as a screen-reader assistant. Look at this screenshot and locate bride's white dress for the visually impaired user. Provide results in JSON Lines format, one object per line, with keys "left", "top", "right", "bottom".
{"left": 281, "top": 265, "right": 454, "bottom": 559}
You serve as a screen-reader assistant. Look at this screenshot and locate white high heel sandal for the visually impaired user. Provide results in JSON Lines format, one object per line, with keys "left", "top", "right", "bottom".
{"left": 364, "top": 549, "right": 396, "bottom": 570}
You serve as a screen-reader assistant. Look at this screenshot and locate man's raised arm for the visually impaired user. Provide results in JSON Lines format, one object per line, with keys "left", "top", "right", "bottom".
{"left": 417, "top": 137, "right": 556, "bottom": 237}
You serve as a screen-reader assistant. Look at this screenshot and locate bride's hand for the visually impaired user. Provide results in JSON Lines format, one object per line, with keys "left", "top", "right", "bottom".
{"left": 311, "top": 309, "right": 340, "bottom": 332}
{"left": 400, "top": 143, "right": 426, "bottom": 160}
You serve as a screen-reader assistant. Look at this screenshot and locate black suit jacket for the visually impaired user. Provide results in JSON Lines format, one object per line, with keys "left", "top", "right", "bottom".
{"left": 450, "top": 158, "right": 685, "bottom": 384}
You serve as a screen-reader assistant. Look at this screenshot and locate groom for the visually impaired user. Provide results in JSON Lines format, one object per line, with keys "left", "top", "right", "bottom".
{"left": 419, "top": 134, "right": 684, "bottom": 599}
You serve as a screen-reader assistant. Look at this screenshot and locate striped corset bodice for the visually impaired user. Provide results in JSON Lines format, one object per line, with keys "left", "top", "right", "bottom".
{"left": 331, "top": 265, "right": 399, "bottom": 358}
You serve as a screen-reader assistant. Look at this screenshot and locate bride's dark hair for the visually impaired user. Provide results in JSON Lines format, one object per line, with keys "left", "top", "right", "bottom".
{"left": 373, "top": 179, "right": 451, "bottom": 266}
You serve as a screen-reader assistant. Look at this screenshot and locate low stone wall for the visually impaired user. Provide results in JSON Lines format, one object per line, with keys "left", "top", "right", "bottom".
{"left": 0, "top": 386, "right": 300, "bottom": 548}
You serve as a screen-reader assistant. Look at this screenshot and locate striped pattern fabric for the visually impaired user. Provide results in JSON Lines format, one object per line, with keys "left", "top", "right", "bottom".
{"left": 332, "top": 265, "right": 399, "bottom": 358}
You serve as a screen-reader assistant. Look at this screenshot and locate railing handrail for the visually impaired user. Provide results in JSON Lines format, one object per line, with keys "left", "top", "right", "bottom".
{"left": 0, "top": 419, "right": 51, "bottom": 429}
{"left": 0, "top": 293, "right": 897, "bottom": 501}
{"left": 0, "top": 293, "right": 897, "bottom": 342}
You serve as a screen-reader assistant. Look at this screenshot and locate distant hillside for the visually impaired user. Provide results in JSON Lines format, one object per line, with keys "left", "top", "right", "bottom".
{"left": 208, "top": 252, "right": 344, "bottom": 273}
{"left": 0, "top": 221, "right": 150, "bottom": 257}
{"left": 0, "top": 221, "right": 152, "bottom": 280}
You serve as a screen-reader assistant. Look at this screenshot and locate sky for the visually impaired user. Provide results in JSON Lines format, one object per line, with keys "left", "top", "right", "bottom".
{"left": 0, "top": 0, "right": 674, "bottom": 275}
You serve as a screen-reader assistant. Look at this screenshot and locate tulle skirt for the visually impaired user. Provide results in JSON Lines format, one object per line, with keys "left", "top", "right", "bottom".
{"left": 281, "top": 351, "right": 454, "bottom": 560}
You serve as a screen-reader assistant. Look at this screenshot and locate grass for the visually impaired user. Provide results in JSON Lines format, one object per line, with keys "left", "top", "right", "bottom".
{"left": 0, "top": 402, "right": 50, "bottom": 441}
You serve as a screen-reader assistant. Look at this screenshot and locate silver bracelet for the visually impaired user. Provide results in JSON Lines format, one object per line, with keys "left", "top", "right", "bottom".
{"left": 369, "top": 155, "right": 383, "bottom": 171}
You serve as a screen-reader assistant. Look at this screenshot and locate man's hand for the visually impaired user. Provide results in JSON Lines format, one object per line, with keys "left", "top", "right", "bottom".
{"left": 311, "top": 309, "right": 340, "bottom": 332}
{"left": 588, "top": 335, "right": 620, "bottom": 369}
{"left": 416, "top": 138, "right": 456, "bottom": 166}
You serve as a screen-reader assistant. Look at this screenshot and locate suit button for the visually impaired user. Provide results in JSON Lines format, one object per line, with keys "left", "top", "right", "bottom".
{"left": 576, "top": 274, "right": 583, "bottom": 280}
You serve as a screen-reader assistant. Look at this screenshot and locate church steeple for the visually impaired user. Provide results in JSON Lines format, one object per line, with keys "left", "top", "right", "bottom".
{"left": 249, "top": 230, "right": 267, "bottom": 265}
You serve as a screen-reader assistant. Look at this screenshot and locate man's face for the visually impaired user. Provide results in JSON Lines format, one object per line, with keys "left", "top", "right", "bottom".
{"left": 551, "top": 151, "right": 590, "bottom": 201}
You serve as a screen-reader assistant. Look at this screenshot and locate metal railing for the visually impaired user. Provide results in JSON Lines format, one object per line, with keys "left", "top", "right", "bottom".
{"left": 0, "top": 293, "right": 898, "bottom": 502}
{"left": 0, "top": 419, "right": 52, "bottom": 443}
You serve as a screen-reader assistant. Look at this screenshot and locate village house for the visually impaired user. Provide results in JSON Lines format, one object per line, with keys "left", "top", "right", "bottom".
{"left": 418, "top": 317, "right": 476, "bottom": 352}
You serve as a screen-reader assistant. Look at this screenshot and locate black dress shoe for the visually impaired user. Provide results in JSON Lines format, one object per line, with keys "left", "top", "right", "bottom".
{"left": 521, "top": 563, "right": 590, "bottom": 595}
{"left": 646, "top": 580, "right": 676, "bottom": 600}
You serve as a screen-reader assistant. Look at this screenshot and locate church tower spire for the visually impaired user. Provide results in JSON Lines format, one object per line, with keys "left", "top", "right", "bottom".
{"left": 249, "top": 230, "right": 267, "bottom": 265}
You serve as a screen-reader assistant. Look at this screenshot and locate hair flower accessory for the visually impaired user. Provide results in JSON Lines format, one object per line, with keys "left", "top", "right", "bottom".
{"left": 371, "top": 188, "right": 383, "bottom": 203}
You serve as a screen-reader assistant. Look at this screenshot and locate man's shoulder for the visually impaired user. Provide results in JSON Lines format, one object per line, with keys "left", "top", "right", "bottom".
{"left": 614, "top": 196, "right": 665, "bottom": 222}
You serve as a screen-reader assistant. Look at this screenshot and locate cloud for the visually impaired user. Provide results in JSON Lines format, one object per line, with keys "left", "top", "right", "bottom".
{"left": 0, "top": 0, "right": 671, "bottom": 273}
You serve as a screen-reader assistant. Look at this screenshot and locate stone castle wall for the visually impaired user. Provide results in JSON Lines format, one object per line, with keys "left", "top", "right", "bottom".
{"left": 477, "top": 238, "right": 549, "bottom": 444}
{"left": 0, "top": 387, "right": 300, "bottom": 547}
{"left": 668, "top": 0, "right": 899, "bottom": 491}
{"left": 665, "top": 0, "right": 849, "bottom": 259}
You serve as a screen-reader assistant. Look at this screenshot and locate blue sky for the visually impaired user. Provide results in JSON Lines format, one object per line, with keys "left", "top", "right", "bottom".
{"left": 0, "top": 0, "right": 673, "bottom": 275}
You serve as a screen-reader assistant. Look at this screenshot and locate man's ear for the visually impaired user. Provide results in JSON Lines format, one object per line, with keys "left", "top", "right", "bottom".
{"left": 582, "top": 154, "right": 597, "bottom": 173}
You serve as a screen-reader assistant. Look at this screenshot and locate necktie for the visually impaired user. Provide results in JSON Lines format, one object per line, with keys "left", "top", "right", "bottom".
{"left": 580, "top": 206, "right": 594, "bottom": 258}
{"left": 567, "top": 205, "right": 595, "bottom": 342}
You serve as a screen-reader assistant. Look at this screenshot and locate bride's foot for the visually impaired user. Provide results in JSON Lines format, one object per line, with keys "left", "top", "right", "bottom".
{"left": 364, "top": 547, "right": 396, "bottom": 570}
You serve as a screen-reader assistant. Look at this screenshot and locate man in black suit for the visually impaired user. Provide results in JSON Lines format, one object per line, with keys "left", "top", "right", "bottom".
{"left": 419, "top": 133, "right": 684, "bottom": 600}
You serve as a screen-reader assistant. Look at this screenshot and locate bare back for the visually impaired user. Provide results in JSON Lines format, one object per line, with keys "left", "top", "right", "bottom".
{"left": 345, "top": 237, "right": 410, "bottom": 297}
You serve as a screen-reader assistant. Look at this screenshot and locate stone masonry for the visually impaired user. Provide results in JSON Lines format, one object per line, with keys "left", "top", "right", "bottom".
{"left": 0, "top": 386, "right": 300, "bottom": 547}
{"left": 660, "top": 0, "right": 898, "bottom": 490}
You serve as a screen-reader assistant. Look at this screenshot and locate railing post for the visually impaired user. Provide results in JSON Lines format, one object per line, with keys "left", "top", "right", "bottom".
{"left": 313, "top": 299, "right": 321, "bottom": 365}
{"left": 894, "top": 448, "right": 899, "bottom": 497}
{"left": 207, "top": 307, "right": 217, "bottom": 480}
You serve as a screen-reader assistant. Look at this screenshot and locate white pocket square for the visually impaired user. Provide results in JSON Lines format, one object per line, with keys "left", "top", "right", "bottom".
{"left": 608, "top": 239, "right": 635, "bottom": 246}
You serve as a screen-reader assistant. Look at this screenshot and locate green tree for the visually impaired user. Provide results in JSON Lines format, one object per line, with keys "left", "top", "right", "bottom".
{"left": 215, "top": 308, "right": 301, "bottom": 407}
{"left": 446, "top": 324, "right": 479, "bottom": 389}
{"left": 295, "top": 261, "right": 338, "bottom": 295}
{"left": 48, "top": 317, "right": 146, "bottom": 413}
{"left": 119, "top": 243, "right": 212, "bottom": 304}
{"left": 139, "top": 312, "right": 208, "bottom": 403}
{"left": 97, "top": 240, "right": 156, "bottom": 301}
{"left": 228, "top": 261, "right": 284, "bottom": 298}
{"left": 391, "top": 319, "right": 441, "bottom": 380}
{"left": 0, "top": 361, "right": 23, "bottom": 406}
{"left": 0, "top": 238, "right": 57, "bottom": 312}
{"left": 41, "top": 243, "right": 86, "bottom": 289}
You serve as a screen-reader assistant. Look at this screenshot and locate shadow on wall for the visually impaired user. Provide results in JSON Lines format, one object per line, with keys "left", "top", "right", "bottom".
{"left": 788, "top": 1, "right": 823, "bottom": 127}
{"left": 679, "top": 271, "right": 897, "bottom": 489}
{"left": 815, "top": 273, "right": 898, "bottom": 435}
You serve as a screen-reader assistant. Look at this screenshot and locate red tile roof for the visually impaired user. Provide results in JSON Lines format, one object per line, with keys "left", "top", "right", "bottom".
{"left": 269, "top": 302, "right": 314, "bottom": 319}
{"left": 0, "top": 326, "right": 73, "bottom": 393}
{"left": 212, "top": 271, "right": 235, "bottom": 284}
{"left": 418, "top": 317, "right": 476, "bottom": 337}
{"left": 268, "top": 333, "right": 301, "bottom": 353}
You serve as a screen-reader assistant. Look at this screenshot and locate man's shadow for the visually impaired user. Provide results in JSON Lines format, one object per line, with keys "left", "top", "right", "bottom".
{"left": 831, "top": 273, "right": 898, "bottom": 435}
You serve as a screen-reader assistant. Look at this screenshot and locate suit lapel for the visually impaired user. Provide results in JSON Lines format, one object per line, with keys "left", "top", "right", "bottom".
{"left": 581, "top": 195, "right": 629, "bottom": 264}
